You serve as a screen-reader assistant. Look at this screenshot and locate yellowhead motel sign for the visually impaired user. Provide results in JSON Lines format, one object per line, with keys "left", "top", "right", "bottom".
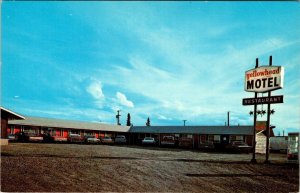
{"left": 245, "top": 66, "right": 284, "bottom": 93}
{"left": 243, "top": 66, "right": 284, "bottom": 105}
{"left": 244, "top": 57, "right": 284, "bottom": 164}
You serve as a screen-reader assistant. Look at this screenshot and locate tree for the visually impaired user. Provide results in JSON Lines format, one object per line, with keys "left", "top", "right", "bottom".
{"left": 126, "top": 113, "right": 131, "bottom": 126}
{"left": 146, "top": 117, "right": 150, "bottom": 126}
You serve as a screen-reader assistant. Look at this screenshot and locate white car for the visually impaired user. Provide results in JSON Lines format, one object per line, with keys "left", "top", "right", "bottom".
{"left": 142, "top": 137, "right": 156, "bottom": 145}
{"left": 85, "top": 136, "right": 100, "bottom": 144}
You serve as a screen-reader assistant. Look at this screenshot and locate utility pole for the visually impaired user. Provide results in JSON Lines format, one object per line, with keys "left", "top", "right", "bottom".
{"left": 116, "top": 110, "right": 121, "bottom": 125}
{"left": 227, "top": 111, "right": 230, "bottom": 126}
{"left": 183, "top": 120, "right": 187, "bottom": 126}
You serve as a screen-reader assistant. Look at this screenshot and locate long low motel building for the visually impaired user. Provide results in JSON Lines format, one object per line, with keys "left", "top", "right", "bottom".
{"left": 8, "top": 116, "right": 131, "bottom": 142}
{"left": 7, "top": 116, "right": 254, "bottom": 148}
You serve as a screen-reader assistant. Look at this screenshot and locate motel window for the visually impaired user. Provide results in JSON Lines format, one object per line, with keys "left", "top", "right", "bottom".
{"left": 230, "top": 136, "right": 244, "bottom": 142}
{"left": 214, "top": 135, "right": 221, "bottom": 142}
{"left": 105, "top": 133, "right": 112, "bottom": 137}
{"left": 230, "top": 136, "right": 236, "bottom": 142}
{"left": 23, "top": 126, "right": 37, "bottom": 135}
{"left": 208, "top": 135, "right": 214, "bottom": 142}
{"left": 236, "top": 136, "right": 244, "bottom": 141}
{"left": 85, "top": 131, "right": 94, "bottom": 136}
{"left": 70, "top": 130, "right": 80, "bottom": 135}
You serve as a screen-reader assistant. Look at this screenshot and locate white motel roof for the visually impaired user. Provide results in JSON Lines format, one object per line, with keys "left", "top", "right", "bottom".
{"left": 8, "top": 116, "right": 254, "bottom": 135}
{"left": 1, "top": 107, "right": 25, "bottom": 120}
{"left": 130, "top": 126, "right": 254, "bottom": 135}
{"left": 8, "top": 116, "right": 130, "bottom": 133}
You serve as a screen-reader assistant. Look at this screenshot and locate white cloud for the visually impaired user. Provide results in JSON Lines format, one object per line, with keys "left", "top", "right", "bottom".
{"left": 157, "top": 114, "right": 172, "bottom": 121}
{"left": 86, "top": 80, "right": 105, "bottom": 108}
{"left": 116, "top": 92, "right": 134, "bottom": 108}
{"left": 87, "top": 81, "right": 104, "bottom": 100}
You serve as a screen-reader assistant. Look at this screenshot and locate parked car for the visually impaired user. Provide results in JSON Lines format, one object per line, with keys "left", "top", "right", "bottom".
{"left": 101, "top": 136, "right": 114, "bottom": 144}
{"left": 142, "top": 137, "right": 156, "bottom": 145}
{"left": 115, "top": 135, "right": 127, "bottom": 144}
{"left": 28, "top": 134, "right": 44, "bottom": 142}
{"left": 7, "top": 134, "right": 17, "bottom": 142}
{"left": 15, "top": 132, "right": 29, "bottom": 142}
{"left": 226, "top": 141, "right": 252, "bottom": 153}
{"left": 68, "top": 134, "right": 84, "bottom": 143}
{"left": 179, "top": 137, "right": 193, "bottom": 148}
{"left": 161, "top": 136, "right": 175, "bottom": 146}
{"left": 85, "top": 136, "right": 100, "bottom": 144}
{"left": 42, "top": 133, "right": 54, "bottom": 143}
{"left": 270, "top": 136, "right": 288, "bottom": 153}
{"left": 199, "top": 141, "right": 215, "bottom": 150}
{"left": 287, "top": 132, "right": 299, "bottom": 164}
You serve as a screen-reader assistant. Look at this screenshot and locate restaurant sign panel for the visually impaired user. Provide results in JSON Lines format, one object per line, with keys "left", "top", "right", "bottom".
{"left": 245, "top": 66, "right": 284, "bottom": 93}
{"left": 242, "top": 95, "right": 284, "bottom": 106}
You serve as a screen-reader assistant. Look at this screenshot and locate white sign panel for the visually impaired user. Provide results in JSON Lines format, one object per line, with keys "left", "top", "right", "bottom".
{"left": 245, "top": 66, "right": 284, "bottom": 93}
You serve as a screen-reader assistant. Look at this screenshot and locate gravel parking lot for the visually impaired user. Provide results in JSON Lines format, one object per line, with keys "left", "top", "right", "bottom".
{"left": 1, "top": 143, "right": 299, "bottom": 192}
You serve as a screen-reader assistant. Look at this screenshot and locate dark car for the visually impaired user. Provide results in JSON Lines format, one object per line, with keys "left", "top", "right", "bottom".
{"left": 15, "top": 132, "right": 30, "bottom": 142}
{"left": 115, "top": 135, "right": 127, "bottom": 144}
{"left": 226, "top": 141, "right": 252, "bottom": 153}
{"left": 199, "top": 141, "right": 215, "bottom": 150}
{"left": 42, "top": 133, "right": 54, "bottom": 143}
{"left": 179, "top": 137, "right": 193, "bottom": 148}
{"left": 161, "top": 136, "right": 176, "bottom": 146}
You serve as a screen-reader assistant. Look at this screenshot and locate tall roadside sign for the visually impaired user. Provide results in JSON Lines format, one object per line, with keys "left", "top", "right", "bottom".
{"left": 243, "top": 56, "right": 284, "bottom": 163}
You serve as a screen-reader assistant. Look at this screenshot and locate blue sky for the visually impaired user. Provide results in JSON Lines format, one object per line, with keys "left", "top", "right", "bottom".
{"left": 2, "top": 2, "right": 300, "bottom": 135}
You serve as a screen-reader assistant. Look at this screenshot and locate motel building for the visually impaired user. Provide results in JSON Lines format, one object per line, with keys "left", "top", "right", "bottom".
{"left": 1, "top": 107, "right": 25, "bottom": 145}
{"left": 3, "top": 107, "right": 274, "bottom": 152}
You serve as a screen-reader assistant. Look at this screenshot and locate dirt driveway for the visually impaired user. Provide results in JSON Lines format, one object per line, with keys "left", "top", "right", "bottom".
{"left": 1, "top": 143, "right": 299, "bottom": 192}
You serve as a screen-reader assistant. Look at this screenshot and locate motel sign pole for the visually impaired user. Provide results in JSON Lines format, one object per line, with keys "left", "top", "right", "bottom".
{"left": 251, "top": 58, "right": 259, "bottom": 163}
{"left": 264, "top": 56, "right": 273, "bottom": 164}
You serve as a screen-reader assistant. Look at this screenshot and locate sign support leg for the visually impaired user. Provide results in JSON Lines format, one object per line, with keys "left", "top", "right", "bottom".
{"left": 251, "top": 58, "right": 259, "bottom": 163}
{"left": 264, "top": 56, "right": 272, "bottom": 164}
{"left": 251, "top": 92, "right": 258, "bottom": 163}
